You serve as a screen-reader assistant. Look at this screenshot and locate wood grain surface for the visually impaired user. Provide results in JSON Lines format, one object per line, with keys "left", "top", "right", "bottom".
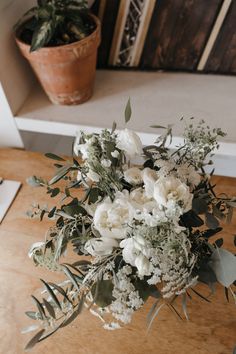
{"left": 0, "top": 148, "right": 235, "bottom": 354}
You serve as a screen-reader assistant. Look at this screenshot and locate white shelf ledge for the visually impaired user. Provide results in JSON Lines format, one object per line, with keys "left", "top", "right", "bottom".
{"left": 16, "top": 70, "right": 236, "bottom": 136}
{"left": 15, "top": 70, "right": 236, "bottom": 163}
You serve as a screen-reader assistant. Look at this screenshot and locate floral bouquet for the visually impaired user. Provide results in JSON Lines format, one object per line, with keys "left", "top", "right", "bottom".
{"left": 25, "top": 101, "right": 236, "bottom": 350}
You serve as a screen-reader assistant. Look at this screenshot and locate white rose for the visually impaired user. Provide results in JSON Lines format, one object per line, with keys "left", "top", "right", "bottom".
{"left": 142, "top": 167, "right": 158, "bottom": 198}
{"left": 84, "top": 238, "right": 118, "bottom": 257}
{"left": 124, "top": 167, "right": 142, "bottom": 185}
{"left": 93, "top": 192, "right": 134, "bottom": 239}
{"left": 120, "top": 235, "right": 152, "bottom": 276}
{"left": 116, "top": 129, "right": 143, "bottom": 158}
{"left": 153, "top": 176, "right": 193, "bottom": 213}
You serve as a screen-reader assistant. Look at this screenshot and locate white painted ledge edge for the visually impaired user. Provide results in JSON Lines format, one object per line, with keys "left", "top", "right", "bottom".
{"left": 15, "top": 117, "right": 236, "bottom": 177}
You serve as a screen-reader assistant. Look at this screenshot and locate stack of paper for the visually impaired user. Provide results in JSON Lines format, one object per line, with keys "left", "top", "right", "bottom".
{"left": 0, "top": 180, "right": 21, "bottom": 223}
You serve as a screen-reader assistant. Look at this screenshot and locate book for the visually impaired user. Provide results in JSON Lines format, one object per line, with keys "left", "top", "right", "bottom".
{"left": 0, "top": 180, "right": 21, "bottom": 223}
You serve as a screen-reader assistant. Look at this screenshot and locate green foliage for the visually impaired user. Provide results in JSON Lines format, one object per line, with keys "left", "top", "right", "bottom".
{"left": 14, "top": 0, "right": 95, "bottom": 51}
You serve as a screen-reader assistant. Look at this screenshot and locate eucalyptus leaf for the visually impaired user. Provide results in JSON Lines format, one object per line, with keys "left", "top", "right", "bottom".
{"left": 209, "top": 248, "right": 236, "bottom": 287}
{"left": 192, "top": 198, "right": 208, "bottom": 214}
{"left": 205, "top": 212, "right": 219, "bottom": 229}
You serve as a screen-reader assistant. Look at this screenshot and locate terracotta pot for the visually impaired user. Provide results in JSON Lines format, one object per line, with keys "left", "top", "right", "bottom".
{"left": 15, "top": 14, "right": 101, "bottom": 105}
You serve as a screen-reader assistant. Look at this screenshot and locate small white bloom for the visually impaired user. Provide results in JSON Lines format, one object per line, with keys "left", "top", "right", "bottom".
{"left": 77, "top": 170, "right": 81, "bottom": 181}
{"left": 84, "top": 238, "right": 118, "bottom": 257}
{"left": 142, "top": 167, "right": 158, "bottom": 198}
{"left": 177, "top": 163, "right": 201, "bottom": 187}
{"left": 153, "top": 176, "right": 193, "bottom": 213}
{"left": 101, "top": 159, "right": 112, "bottom": 168}
{"left": 116, "top": 129, "right": 143, "bottom": 158}
{"left": 124, "top": 167, "right": 142, "bottom": 185}
{"left": 28, "top": 242, "right": 45, "bottom": 258}
{"left": 73, "top": 135, "right": 96, "bottom": 159}
{"left": 120, "top": 236, "right": 152, "bottom": 276}
{"left": 134, "top": 254, "right": 152, "bottom": 277}
{"left": 111, "top": 150, "right": 120, "bottom": 158}
{"left": 87, "top": 169, "right": 100, "bottom": 182}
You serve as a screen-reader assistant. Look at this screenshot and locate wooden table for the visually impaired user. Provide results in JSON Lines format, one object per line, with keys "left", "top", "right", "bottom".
{"left": 0, "top": 148, "right": 235, "bottom": 354}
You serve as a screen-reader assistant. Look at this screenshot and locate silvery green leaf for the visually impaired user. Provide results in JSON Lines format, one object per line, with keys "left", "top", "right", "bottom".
{"left": 48, "top": 164, "right": 72, "bottom": 185}
{"left": 25, "top": 329, "right": 45, "bottom": 351}
{"left": 45, "top": 153, "right": 65, "bottom": 161}
{"left": 209, "top": 248, "right": 236, "bottom": 287}
{"left": 124, "top": 98, "right": 132, "bottom": 123}
{"left": 147, "top": 303, "right": 165, "bottom": 333}
{"left": 26, "top": 176, "right": 41, "bottom": 187}
{"left": 30, "top": 21, "right": 54, "bottom": 52}
{"left": 21, "top": 325, "right": 39, "bottom": 334}
{"left": 13, "top": 7, "right": 38, "bottom": 31}
{"left": 41, "top": 279, "right": 62, "bottom": 311}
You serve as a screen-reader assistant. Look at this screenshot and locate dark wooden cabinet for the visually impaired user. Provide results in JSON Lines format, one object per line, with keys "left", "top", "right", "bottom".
{"left": 91, "top": 0, "right": 236, "bottom": 75}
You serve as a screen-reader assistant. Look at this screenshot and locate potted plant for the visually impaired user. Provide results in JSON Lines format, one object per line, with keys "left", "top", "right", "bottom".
{"left": 14, "top": 0, "right": 101, "bottom": 105}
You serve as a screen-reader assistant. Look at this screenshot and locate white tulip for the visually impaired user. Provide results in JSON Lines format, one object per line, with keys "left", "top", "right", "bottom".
{"left": 124, "top": 167, "right": 142, "bottom": 185}
{"left": 116, "top": 129, "right": 143, "bottom": 158}
{"left": 84, "top": 238, "right": 118, "bottom": 257}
